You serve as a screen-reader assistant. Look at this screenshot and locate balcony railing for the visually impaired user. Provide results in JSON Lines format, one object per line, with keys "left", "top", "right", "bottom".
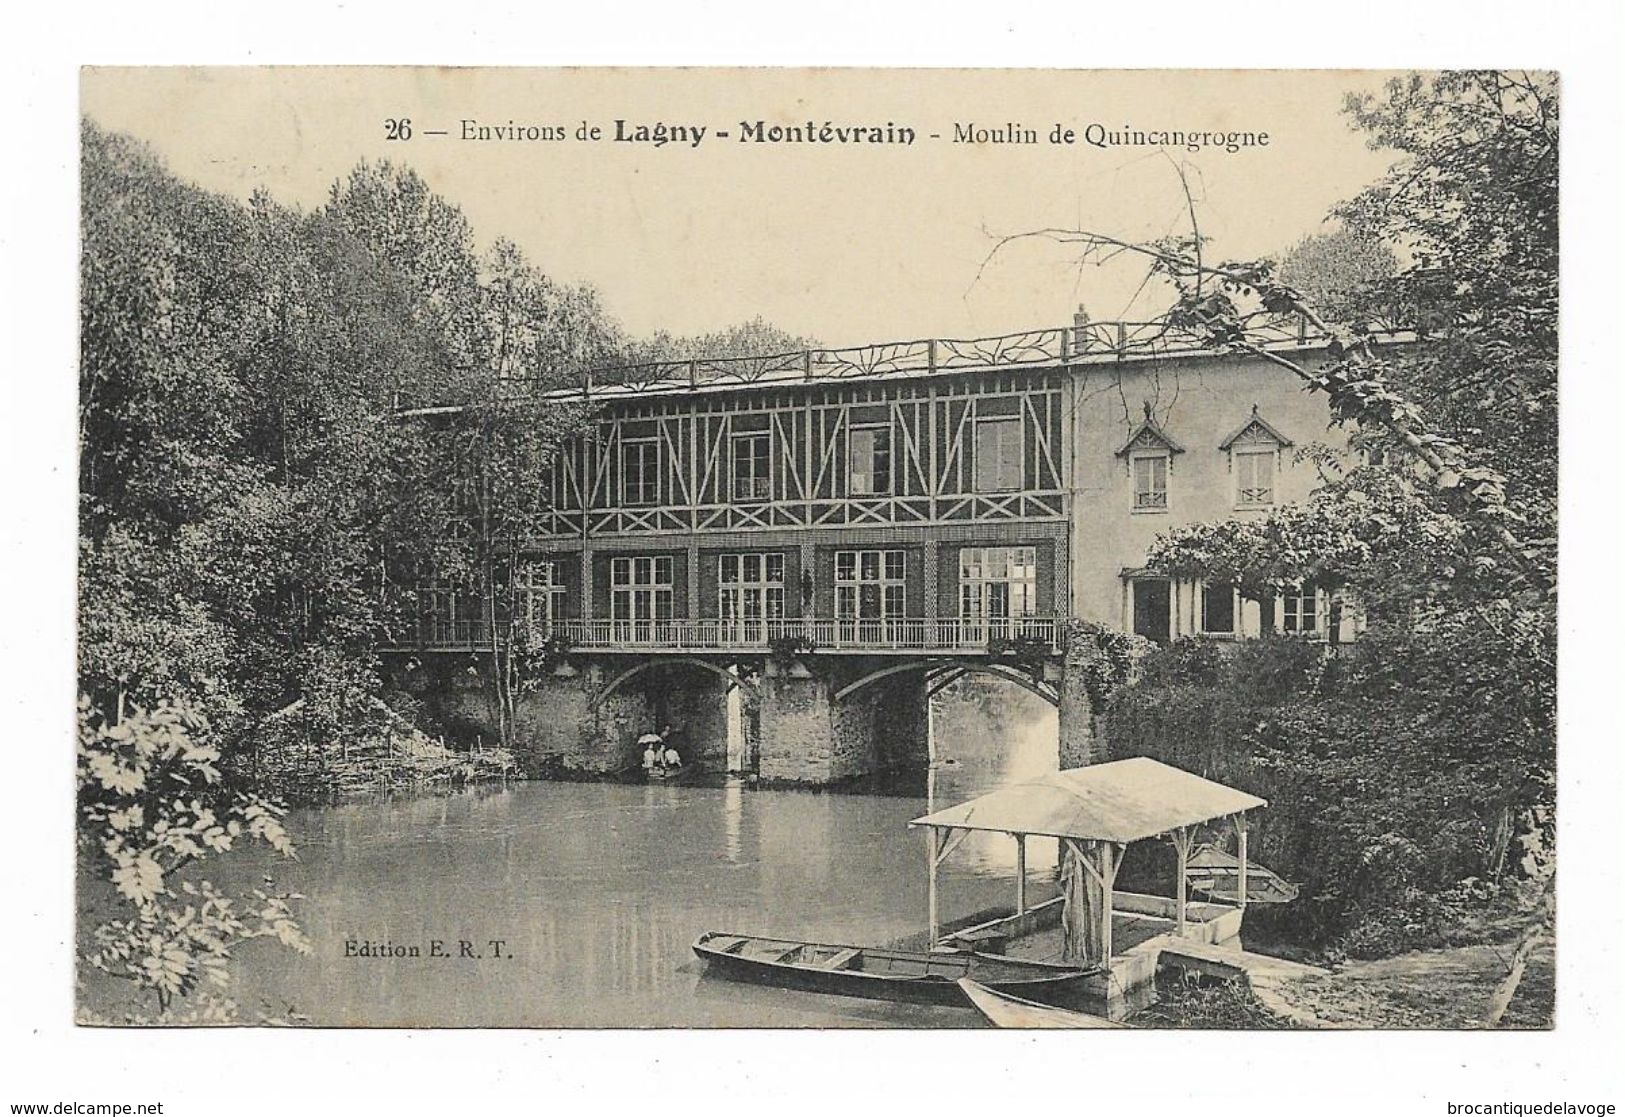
{"left": 391, "top": 616, "right": 1063, "bottom": 655}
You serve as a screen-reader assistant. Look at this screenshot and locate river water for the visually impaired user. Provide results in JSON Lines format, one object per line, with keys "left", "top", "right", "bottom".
{"left": 212, "top": 687, "right": 1060, "bottom": 1027}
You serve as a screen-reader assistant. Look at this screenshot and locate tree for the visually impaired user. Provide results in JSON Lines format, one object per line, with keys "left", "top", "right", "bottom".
{"left": 1278, "top": 228, "right": 1398, "bottom": 323}
{"left": 1338, "top": 71, "right": 1557, "bottom": 554}
{"left": 628, "top": 314, "right": 818, "bottom": 364}
{"left": 318, "top": 168, "right": 621, "bottom": 749}
{"left": 988, "top": 72, "right": 1557, "bottom": 962}
{"left": 78, "top": 125, "right": 619, "bottom": 1013}
{"left": 1138, "top": 72, "right": 1558, "bottom": 613}
{"left": 982, "top": 72, "right": 1558, "bottom": 599}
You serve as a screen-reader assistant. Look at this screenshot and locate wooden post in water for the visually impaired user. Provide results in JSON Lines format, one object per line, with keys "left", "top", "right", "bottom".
{"left": 1014, "top": 833, "right": 1028, "bottom": 916}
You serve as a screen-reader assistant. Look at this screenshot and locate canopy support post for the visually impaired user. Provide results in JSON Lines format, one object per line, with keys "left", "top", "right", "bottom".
{"left": 1170, "top": 826, "right": 1193, "bottom": 936}
{"left": 1099, "top": 841, "right": 1122, "bottom": 963}
{"left": 1014, "top": 833, "right": 1027, "bottom": 916}
{"left": 927, "top": 827, "right": 941, "bottom": 949}
{"left": 1233, "top": 813, "right": 1250, "bottom": 913}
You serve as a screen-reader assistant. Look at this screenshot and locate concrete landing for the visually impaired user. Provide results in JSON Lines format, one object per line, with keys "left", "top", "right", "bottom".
{"left": 1155, "top": 938, "right": 1330, "bottom": 983}
{"left": 1153, "top": 938, "right": 1335, "bottom": 1027}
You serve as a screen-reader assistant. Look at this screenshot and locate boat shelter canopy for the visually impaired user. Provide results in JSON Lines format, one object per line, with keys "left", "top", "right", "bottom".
{"left": 909, "top": 758, "right": 1267, "bottom": 964}
{"left": 909, "top": 757, "right": 1265, "bottom": 844}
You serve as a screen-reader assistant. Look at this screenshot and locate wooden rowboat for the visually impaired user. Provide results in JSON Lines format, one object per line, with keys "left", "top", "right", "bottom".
{"left": 692, "top": 931, "right": 1098, "bottom": 1007}
{"left": 956, "top": 977, "right": 1126, "bottom": 1029}
{"left": 645, "top": 764, "right": 699, "bottom": 783}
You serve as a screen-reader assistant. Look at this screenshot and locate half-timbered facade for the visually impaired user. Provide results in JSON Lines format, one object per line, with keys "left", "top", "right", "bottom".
{"left": 404, "top": 314, "right": 1404, "bottom": 657}
{"left": 521, "top": 364, "right": 1070, "bottom": 653}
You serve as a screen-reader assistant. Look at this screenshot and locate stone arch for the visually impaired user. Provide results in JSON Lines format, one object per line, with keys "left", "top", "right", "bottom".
{"left": 833, "top": 659, "right": 1058, "bottom": 708}
{"left": 590, "top": 657, "right": 758, "bottom": 711}
{"left": 927, "top": 662, "right": 1058, "bottom": 707}
{"left": 832, "top": 659, "right": 954, "bottom": 704}
{"left": 921, "top": 663, "right": 1061, "bottom": 771}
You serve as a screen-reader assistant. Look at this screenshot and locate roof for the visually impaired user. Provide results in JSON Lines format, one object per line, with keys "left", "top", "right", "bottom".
{"left": 1115, "top": 416, "right": 1186, "bottom": 457}
{"left": 1218, "top": 405, "right": 1295, "bottom": 450}
{"left": 392, "top": 324, "right": 1414, "bottom": 410}
{"left": 909, "top": 757, "right": 1266, "bottom": 845}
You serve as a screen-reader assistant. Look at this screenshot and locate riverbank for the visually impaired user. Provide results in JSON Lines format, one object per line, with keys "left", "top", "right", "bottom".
{"left": 247, "top": 700, "right": 518, "bottom": 803}
{"left": 1133, "top": 933, "right": 1554, "bottom": 1029}
{"left": 1248, "top": 935, "right": 1555, "bottom": 1029}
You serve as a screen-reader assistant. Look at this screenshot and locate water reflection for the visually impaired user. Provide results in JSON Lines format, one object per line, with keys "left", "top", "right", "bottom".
{"left": 927, "top": 674, "right": 1061, "bottom": 881}
{"left": 180, "top": 677, "right": 1063, "bottom": 1027}
{"left": 722, "top": 777, "right": 744, "bottom": 864}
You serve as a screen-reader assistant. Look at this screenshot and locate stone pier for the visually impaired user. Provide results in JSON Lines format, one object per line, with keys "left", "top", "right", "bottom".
{"left": 1056, "top": 653, "right": 1106, "bottom": 768}
{"left": 385, "top": 648, "right": 1096, "bottom": 784}
{"left": 756, "top": 658, "right": 930, "bottom": 784}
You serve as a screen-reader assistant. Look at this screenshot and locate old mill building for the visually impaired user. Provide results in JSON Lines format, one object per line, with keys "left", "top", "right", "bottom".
{"left": 389, "top": 311, "right": 1407, "bottom": 783}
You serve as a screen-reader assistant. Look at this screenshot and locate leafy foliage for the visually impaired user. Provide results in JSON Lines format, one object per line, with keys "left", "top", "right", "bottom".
{"left": 77, "top": 697, "right": 310, "bottom": 1017}
{"left": 78, "top": 122, "right": 616, "bottom": 758}
{"left": 1277, "top": 227, "right": 1398, "bottom": 323}
{"left": 1339, "top": 71, "right": 1558, "bottom": 539}
{"left": 627, "top": 315, "right": 817, "bottom": 364}
{"left": 1106, "top": 608, "right": 1554, "bottom": 955}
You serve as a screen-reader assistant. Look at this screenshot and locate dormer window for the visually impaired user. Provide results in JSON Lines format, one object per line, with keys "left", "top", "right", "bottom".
{"left": 1220, "top": 406, "right": 1293, "bottom": 511}
{"left": 1133, "top": 454, "right": 1168, "bottom": 510}
{"left": 1116, "top": 403, "right": 1184, "bottom": 514}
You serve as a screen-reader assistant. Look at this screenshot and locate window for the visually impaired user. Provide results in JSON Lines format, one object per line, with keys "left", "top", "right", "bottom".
{"left": 1220, "top": 407, "right": 1291, "bottom": 509}
{"left": 834, "top": 549, "right": 905, "bottom": 641}
{"left": 1200, "top": 582, "right": 1236, "bottom": 635}
{"left": 719, "top": 552, "right": 786, "bottom": 642}
{"left": 975, "top": 417, "right": 1023, "bottom": 492}
{"left": 1234, "top": 449, "right": 1276, "bottom": 508}
{"left": 1117, "top": 409, "right": 1183, "bottom": 510}
{"left": 517, "top": 562, "right": 566, "bottom": 636}
{"left": 849, "top": 425, "right": 891, "bottom": 495}
{"left": 959, "top": 546, "right": 1039, "bottom": 640}
{"left": 731, "top": 432, "right": 771, "bottom": 501}
{"left": 1281, "top": 584, "right": 1320, "bottom": 634}
{"left": 1131, "top": 452, "right": 1169, "bottom": 511}
{"left": 610, "top": 556, "right": 674, "bottom": 642}
{"left": 622, "top": 438, "right": 660, "bottom": 505}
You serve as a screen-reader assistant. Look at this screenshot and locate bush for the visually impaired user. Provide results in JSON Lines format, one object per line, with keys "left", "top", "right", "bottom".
{"left": 1137, "top": 637, "right": 1225, "bottom": 688}
{"left": 1103, "top": 608, "right": 1554, "bottom": 954}
{"left": 1228, "top": 634, "right": 1328, "bottom": 700}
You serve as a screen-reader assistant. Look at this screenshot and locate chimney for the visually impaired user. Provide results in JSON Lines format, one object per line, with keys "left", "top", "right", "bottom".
{"left": 1072, "top": 303, "right": 1091, "bottom": 352}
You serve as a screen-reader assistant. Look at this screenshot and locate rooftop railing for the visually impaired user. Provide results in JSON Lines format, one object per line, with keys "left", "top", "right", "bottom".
{"left": 492, "top": 313, "right": 1399, "bottom": 401}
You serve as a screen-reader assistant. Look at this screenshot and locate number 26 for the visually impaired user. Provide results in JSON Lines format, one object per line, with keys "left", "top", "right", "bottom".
{"left": 385, "top": 118, "right": 412, "bottom": 141}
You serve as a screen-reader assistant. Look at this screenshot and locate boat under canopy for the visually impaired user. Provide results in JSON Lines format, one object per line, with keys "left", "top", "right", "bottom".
{"left": 1185, "top": 844, "right": 1300, "bottom": 904}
